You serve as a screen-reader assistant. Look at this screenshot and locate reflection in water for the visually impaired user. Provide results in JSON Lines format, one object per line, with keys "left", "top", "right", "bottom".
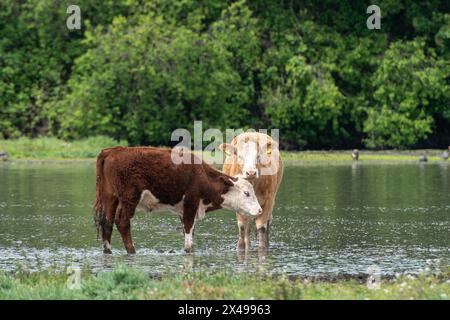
{"left": 235, "top": 249, "right": 274, "bottom": 276}
{"left": 99, "top": 254, "right": 114, "bottom": 270}
{"left": 351, "top": 161, "right": 360, "bottom": 173}
{"left": 123, "top": 253, "right": 137, "bottom": 268}
{"left": 0, "top": 162, "right": 449, "bottom": 275}
{"left": 177, "top": 250, "right": 275, "bottom": 276}
{"left": 183, "top": 254, "right": 194, "bottom": 273}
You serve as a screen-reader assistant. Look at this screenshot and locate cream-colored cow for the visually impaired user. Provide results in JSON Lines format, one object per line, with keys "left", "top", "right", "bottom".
{"left": 220, "top": 132, "right": 283, "bottom": 251}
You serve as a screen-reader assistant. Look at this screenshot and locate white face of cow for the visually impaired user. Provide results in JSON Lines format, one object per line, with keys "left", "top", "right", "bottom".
{"left": 220, "top": 134, "right": 280, "bottom": 178}
{"left": 237, "top": 141, "right": 259, "bottom": 180}
{"left": 221, "top": 176, "right": 262, "bottom": 216}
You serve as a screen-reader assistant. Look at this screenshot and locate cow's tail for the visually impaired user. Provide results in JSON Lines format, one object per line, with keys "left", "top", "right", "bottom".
{"left": 93, "top": 150, "right": 108, "bottom": 240}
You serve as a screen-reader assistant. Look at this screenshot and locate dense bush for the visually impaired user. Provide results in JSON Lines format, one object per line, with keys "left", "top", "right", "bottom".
{"left": 0, "top": 0, "right": 449, "bottom": 149}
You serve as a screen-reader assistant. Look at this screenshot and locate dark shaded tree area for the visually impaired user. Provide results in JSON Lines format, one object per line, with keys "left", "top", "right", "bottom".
{"left": 0, "top": 0, "right": 449, "bottom": 149}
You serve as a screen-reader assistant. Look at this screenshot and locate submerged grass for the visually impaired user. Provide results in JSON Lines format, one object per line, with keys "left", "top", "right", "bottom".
{"left": 1, "top": 137, "right": 448, "bottom": 163}
{"left": 0, "top": 265, "right": 448, "bottom": 300}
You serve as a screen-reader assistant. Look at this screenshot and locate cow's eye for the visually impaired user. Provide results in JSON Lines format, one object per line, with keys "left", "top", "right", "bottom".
{"left": 244, "top": 191, "right": 250, "bottom": 197}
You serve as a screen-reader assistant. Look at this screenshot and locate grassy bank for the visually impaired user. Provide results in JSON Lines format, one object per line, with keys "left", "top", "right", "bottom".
{"left": 0, "top": 137, "right": 448, "bottom": 162}
{"left": 0, "top": 265, "right": 448, "bottom": 300}
{"left": 0, "top": 137, "right": 128, "bottom": 160}
{"left": 280, "top": 150, "right": 445, "bottom": 162}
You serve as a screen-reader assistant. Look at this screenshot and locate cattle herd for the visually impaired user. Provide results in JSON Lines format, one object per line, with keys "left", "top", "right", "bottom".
{"left": 94, "top": 132, "right": 283, "bottom": 254}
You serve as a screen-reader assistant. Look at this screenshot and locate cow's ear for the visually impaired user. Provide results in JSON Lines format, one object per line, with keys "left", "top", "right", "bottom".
{"left": 263, "top": 140, "right": 277, "bottom": 156}
{"left": 220, "top": 176, "right": 235, "bottom": 187}
{"left": 219, "top": 143, "right": 235, "bottom": 156}
{"left": 266, "top": 142, "right": 272, "bottom": 155}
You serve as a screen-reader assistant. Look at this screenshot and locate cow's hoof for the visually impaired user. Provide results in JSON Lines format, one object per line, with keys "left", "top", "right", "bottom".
{"left": 126, "top": 247, "right": 136, "bottom": 254}
{"left": 103, "top": 248, "right": 112, "bottom": 254}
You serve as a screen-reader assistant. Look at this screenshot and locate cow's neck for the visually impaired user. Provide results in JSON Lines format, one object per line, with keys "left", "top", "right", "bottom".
{"left": 202, "top": 171, "right": 226, "bottom": 207}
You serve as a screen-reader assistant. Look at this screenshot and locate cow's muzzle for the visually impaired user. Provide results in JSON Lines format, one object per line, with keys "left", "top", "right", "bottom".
{"left": 244, "top": 170, "right": 258, "bottom": 180}
{"left": 249, "top": 206, "right": 262, "bottom": 216}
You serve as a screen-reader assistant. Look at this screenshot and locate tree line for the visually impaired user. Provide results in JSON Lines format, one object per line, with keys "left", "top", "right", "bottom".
{"left": 0, "top": 0, "right": 449, "bottom": 149}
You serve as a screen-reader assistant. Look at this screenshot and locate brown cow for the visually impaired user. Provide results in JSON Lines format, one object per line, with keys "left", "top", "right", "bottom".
{"left": 94, "top": 146, "right": 261, "bottom": 254}
{"left": 220, "top": 132, "right": 283, "bottom": 252}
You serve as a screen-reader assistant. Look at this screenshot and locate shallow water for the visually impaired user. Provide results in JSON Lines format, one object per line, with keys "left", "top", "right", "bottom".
{"left": 0, "top": 161, "right": 448, "bottom": 276}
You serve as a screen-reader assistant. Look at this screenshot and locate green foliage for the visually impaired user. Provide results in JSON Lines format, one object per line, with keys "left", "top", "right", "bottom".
{"left": 263, "top": 52, "right": 345, "bottom": 148}
{"left": 364, "top": 40, "right": 449, "bottom": 148}
{"left": 0, "top": 0, "right": 135, "bottom": 139}
{"left": 0, "top": 0, "right": 449, "bottom": 149}
{"left": 56, "top": 0, "right": 260, "bottom": 145}
{"left": 82, "top": 265, "right": 150, "bottom": 299}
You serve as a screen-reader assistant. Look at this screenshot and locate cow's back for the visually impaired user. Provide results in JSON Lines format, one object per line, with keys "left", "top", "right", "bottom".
{"left": 99, "top": 147, "right": 196, "bottom": 205}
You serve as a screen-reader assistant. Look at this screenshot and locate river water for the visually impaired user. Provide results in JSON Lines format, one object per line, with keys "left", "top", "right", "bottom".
{"left": 0, "top": 161, "right": 448, "bottom": 276}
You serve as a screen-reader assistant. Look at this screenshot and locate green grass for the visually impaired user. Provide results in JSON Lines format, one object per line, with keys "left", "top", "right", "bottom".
{"left": 0, "top": 137, "right": 447, "bottom": 163}
{"left": 0, "top": 136, "right": 127, "bottom": 160}
{"left": 0, "top": 265, "right": 448, "bottom": 300}
{"left": 280, "top": 150, "right": 445, "bottom": 163}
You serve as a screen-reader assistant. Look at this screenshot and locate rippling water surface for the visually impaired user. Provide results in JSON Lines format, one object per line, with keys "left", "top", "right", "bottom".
{"left": 0, "top": 162, "right": 448, "bottom": 275}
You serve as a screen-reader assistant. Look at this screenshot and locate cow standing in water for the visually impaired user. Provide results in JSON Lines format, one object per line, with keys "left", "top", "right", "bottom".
{"left": 220, "top": 132, "right": 283, "bottom": 252}
{"left": 94, "top": 146, "right": 261, "bottom": 254}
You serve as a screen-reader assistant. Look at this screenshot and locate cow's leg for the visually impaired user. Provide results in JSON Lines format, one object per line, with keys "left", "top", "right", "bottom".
{"left": 257, "top": 222, "right": 269, "bottom": 254}
{"left": 102, "top": 196, "right": 118, "bottom": 254}
{"left": 236, "top": 213, "right": 250, "bottom": 251}
{"left": 182, "top": 197, "right": 199, "bottom": 253}
{"left": 256, "top": 197, "right": 275, "bottom": 252}
{"left": 115, "top": 202, "right": 136, "bottom": 254}
{"left": 183, "top": 215, "right": 196, "bottom": 253}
